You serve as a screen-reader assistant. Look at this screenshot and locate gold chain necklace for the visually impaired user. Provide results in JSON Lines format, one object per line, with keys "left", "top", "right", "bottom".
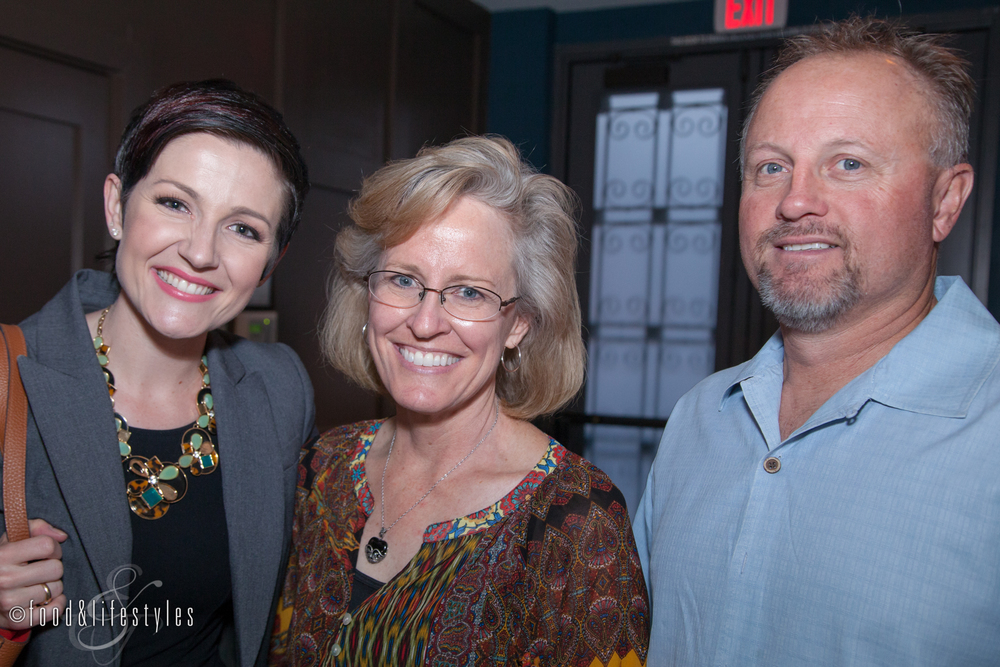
{"left": 94, "top": 306, "right": 220, "bottom": 520}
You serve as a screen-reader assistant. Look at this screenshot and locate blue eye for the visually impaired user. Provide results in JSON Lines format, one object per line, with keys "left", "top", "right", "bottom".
{"left": 454, "top": 286, "right": 484, "bottom": 302}
{"left": 389, "top": 273, "right": 417, "bottom": 289}
{"left": 762, "top": 163, "right": 783, "bottom": 175}
{"left": 840, "top": 159, "right": 862, "bottom": 171}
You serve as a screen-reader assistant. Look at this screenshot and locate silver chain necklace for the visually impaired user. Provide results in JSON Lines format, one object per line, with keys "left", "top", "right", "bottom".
{"left": 365, "top": 399, "right": 500, "bottom": 565}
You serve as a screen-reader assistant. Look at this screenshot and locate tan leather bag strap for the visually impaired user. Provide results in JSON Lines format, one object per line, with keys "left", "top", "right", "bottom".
{"left": 0, "top": 324, "right": 31, "bottom": 661}
{"left": 0, "top": 637, "right": 25, "bottom": 663}
{"left": 0, "top": 324, "right": 30, "bottom": 542}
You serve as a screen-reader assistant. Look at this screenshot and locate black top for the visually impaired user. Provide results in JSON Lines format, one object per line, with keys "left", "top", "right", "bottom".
{"left": 120, "top": 424, "right": 231, "bottom": 667}
{"left": 348, "top": 569, "right": 385, "bottom": 613}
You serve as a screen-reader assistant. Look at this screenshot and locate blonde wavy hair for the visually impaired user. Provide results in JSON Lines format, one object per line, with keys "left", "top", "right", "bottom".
{"left": 319, "top": 136, "right": 585, "bottom": 420}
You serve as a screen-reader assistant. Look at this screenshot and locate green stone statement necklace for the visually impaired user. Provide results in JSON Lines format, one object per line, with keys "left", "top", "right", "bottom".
{"left": 94, "top": 306, "right": 220, "bottom": 520}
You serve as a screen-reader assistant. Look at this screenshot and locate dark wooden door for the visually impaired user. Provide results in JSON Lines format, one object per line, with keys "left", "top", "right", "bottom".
{"left": 389, "top": 0, "right": 489, "bottom": 159}
{"left": 0, "top": 41, "right": 112, "bottom": 323}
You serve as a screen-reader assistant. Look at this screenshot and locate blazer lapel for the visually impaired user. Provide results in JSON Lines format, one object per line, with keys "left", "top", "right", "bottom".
{"left": 17, "top": 276, "right": 132, "bottom": 597}
{"left": 19, "top": 361, "right": 132, "bottom": 587}
{"left": 210, "top": 341, "right": 285, "bottom": 666}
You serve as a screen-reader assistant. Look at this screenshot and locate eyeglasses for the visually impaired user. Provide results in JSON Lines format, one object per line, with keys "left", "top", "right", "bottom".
{"left": 367, "top": 270, "right": 519, "bottom": 322}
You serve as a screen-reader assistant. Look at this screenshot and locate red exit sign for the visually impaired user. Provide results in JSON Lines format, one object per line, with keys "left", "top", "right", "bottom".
{"left": 714, "top": 0, "right": 788, "bottom": 33}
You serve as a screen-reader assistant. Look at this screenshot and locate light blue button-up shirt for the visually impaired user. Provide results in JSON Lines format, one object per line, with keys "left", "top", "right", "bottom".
{"left": 635, "top": 276, "right": 1000, "bottom": 665}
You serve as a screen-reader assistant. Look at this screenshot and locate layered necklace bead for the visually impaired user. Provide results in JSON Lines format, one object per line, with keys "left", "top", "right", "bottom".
{"left": 94, "top": 306, "right": 220, "bottom": 520}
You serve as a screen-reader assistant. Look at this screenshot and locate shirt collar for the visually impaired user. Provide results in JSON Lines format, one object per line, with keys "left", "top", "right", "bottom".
{"left": 719, "top": 277, "right": 1000, "bottom": 418}
{"left": 719, "top": 332, "right": 785, "bottom": 411}
{"left": 867, "top": 276, "right": 1000, "bottom": 417}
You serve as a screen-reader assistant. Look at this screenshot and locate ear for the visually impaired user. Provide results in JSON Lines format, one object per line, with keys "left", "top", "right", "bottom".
{"left": 103, "top": 174, "right": 124, "bottom": 238}
{"left": 504, "top": 314, "right": 530, "bottom": 350}
{"left": 930, "top": 163, "right": 974, "bottom": 243}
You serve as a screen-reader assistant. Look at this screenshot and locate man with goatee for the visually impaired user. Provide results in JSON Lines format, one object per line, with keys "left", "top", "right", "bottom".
{"left": 635, "top": 16, "right": 997, "bottom": 666}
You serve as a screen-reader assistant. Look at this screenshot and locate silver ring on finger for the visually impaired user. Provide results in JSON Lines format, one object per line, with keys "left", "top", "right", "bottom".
{"left": 40, "top": 582, "right": 52, "bottom": 605}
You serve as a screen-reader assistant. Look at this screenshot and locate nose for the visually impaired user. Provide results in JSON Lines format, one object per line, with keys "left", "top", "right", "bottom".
{"left": 775, "top": 167, "right": 829, "bottom": 222}
{"left": 178, "top": 220, "right": 219, "bottom": 269}
{"left": 408, "top": 288, "right": 451, "bottom": 338}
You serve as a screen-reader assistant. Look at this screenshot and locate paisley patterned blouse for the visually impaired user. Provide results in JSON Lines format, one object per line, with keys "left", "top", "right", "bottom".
{"left": 269, "top": 421, "right": 649, "bottom": 667}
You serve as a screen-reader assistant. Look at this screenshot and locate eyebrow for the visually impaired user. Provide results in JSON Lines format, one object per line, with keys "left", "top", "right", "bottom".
{"left": 822, "top": 138, "right": 874, "bottom": 152}
{"left": 152, "top": 179, "right": 277, "bottom": 227}
{"left": 746, "top": 138, "right": 875, "bottom": 156}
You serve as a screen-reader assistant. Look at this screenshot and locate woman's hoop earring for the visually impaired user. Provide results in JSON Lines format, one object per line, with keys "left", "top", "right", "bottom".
{"left": 362, "top": 322, "right": 368, "bottom": 339}
{"left": 501, "top": 345, "right": 522, "bottom": 373}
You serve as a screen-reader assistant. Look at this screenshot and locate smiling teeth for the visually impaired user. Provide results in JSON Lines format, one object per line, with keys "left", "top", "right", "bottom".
{"left": 782, "top": 243, "right": 835, "bottom": 251}
{"left": 157, "top": 270, "right": 214, "bottom": 295}
{"left": 400, "top": 347, "right": 459, "bottom": 367}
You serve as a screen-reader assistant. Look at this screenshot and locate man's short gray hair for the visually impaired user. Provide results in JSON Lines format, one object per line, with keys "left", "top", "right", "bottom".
{"left": 741, "top": 16, "right": 975, "bottom": 173}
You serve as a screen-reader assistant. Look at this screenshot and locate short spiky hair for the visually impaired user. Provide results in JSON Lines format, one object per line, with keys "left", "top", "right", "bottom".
{"left": 741, "top": 16, "right": 975, "bottom": 172}
{"left": 115, "top": 79, "right": 309, "bottom": 257}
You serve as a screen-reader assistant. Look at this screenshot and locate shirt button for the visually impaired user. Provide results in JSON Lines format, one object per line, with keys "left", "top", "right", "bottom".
{"left": 763, "top": 457, "right": 781, "bottom": 473}
{"left": 341, "top": 612, "right": 352, "bottom": 625}
{"left": 331, "top": 644, "right": 342, "bottom": 656}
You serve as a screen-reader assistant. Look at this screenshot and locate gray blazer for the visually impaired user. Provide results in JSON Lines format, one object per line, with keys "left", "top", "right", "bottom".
{"left": 10, "top": 270, "right": 315, "bottom": 666}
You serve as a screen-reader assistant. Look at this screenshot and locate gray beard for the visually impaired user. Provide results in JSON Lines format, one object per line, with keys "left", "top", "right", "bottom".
{"left": 757, "top": 262, "right": 863, "bottom": 333}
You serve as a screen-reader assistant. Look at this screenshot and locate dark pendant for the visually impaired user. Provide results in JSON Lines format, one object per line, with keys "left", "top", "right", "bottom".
{"left": 365, "top": 536, "right": 388, "bottom": 564}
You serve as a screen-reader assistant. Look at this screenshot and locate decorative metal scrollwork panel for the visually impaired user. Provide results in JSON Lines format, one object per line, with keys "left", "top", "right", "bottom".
{"left": 587, "top": 87, "right": 728, "bottom": 467}
{"left": 584, "top": 89, "right": 728, "bottom": 516}
{"left": 594, "top": 224, "right": 653, "bottom": 325}
{"left": 586, "top": 336, "right": 646, "bottom": 416}
{"left": 605, "top": 109, "right": 657, "bottom": 209}
{"left": 662, "top": 222, "right": 721, "bottom": 327}
{"left": 667, "top": 90, "right": 727, "bottom": 209}
{"left": 594, "top": 92, "right": 661, "bottom": 216}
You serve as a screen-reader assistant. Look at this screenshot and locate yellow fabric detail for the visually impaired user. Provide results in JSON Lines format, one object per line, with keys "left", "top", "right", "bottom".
{"left": 276, "top": 599, "right": 293, "bottom": 634}
{"left": 621, "top": 650, "right": 645, "bottom": 667}
{"left": 587, "top": 650, "right": 645, "bottom": 667}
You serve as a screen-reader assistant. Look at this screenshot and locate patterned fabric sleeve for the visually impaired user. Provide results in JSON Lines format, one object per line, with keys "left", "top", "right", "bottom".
{"left": 269, "top": 425, "right": 363, "bottom": 666}
{"left": 523, "top": 454, "right": 650, "bottom": 667}
{"left": 269, "top": 438, "right": 321, "bottom": 666}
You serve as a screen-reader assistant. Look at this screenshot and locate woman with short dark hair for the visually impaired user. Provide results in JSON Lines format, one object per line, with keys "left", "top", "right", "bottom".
{"left": 270, "top": 136, "right": 649, "bottom": 666}
{"left": 1, "top": 79, "right": 315, "bottom": 666}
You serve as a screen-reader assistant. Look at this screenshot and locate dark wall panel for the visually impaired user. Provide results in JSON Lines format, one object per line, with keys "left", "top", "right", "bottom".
{"left": 391, "top": 0, "right": 489, "bottom": 159}
{"left": 274, "top": 186, "right": 380, "bottom": 430}
{"left": 282, "top": 0, "right": 392, "bottom": 192}
{"left": 0, "top": 41, "right": 111, "bottom": 323}
{"left": 0, "top": 110, "right": 74, "bottom": 322}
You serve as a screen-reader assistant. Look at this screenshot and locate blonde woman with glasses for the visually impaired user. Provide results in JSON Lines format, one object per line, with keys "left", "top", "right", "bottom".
{"left": 269, "top": 136, "right": 649, "bottom": 666}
